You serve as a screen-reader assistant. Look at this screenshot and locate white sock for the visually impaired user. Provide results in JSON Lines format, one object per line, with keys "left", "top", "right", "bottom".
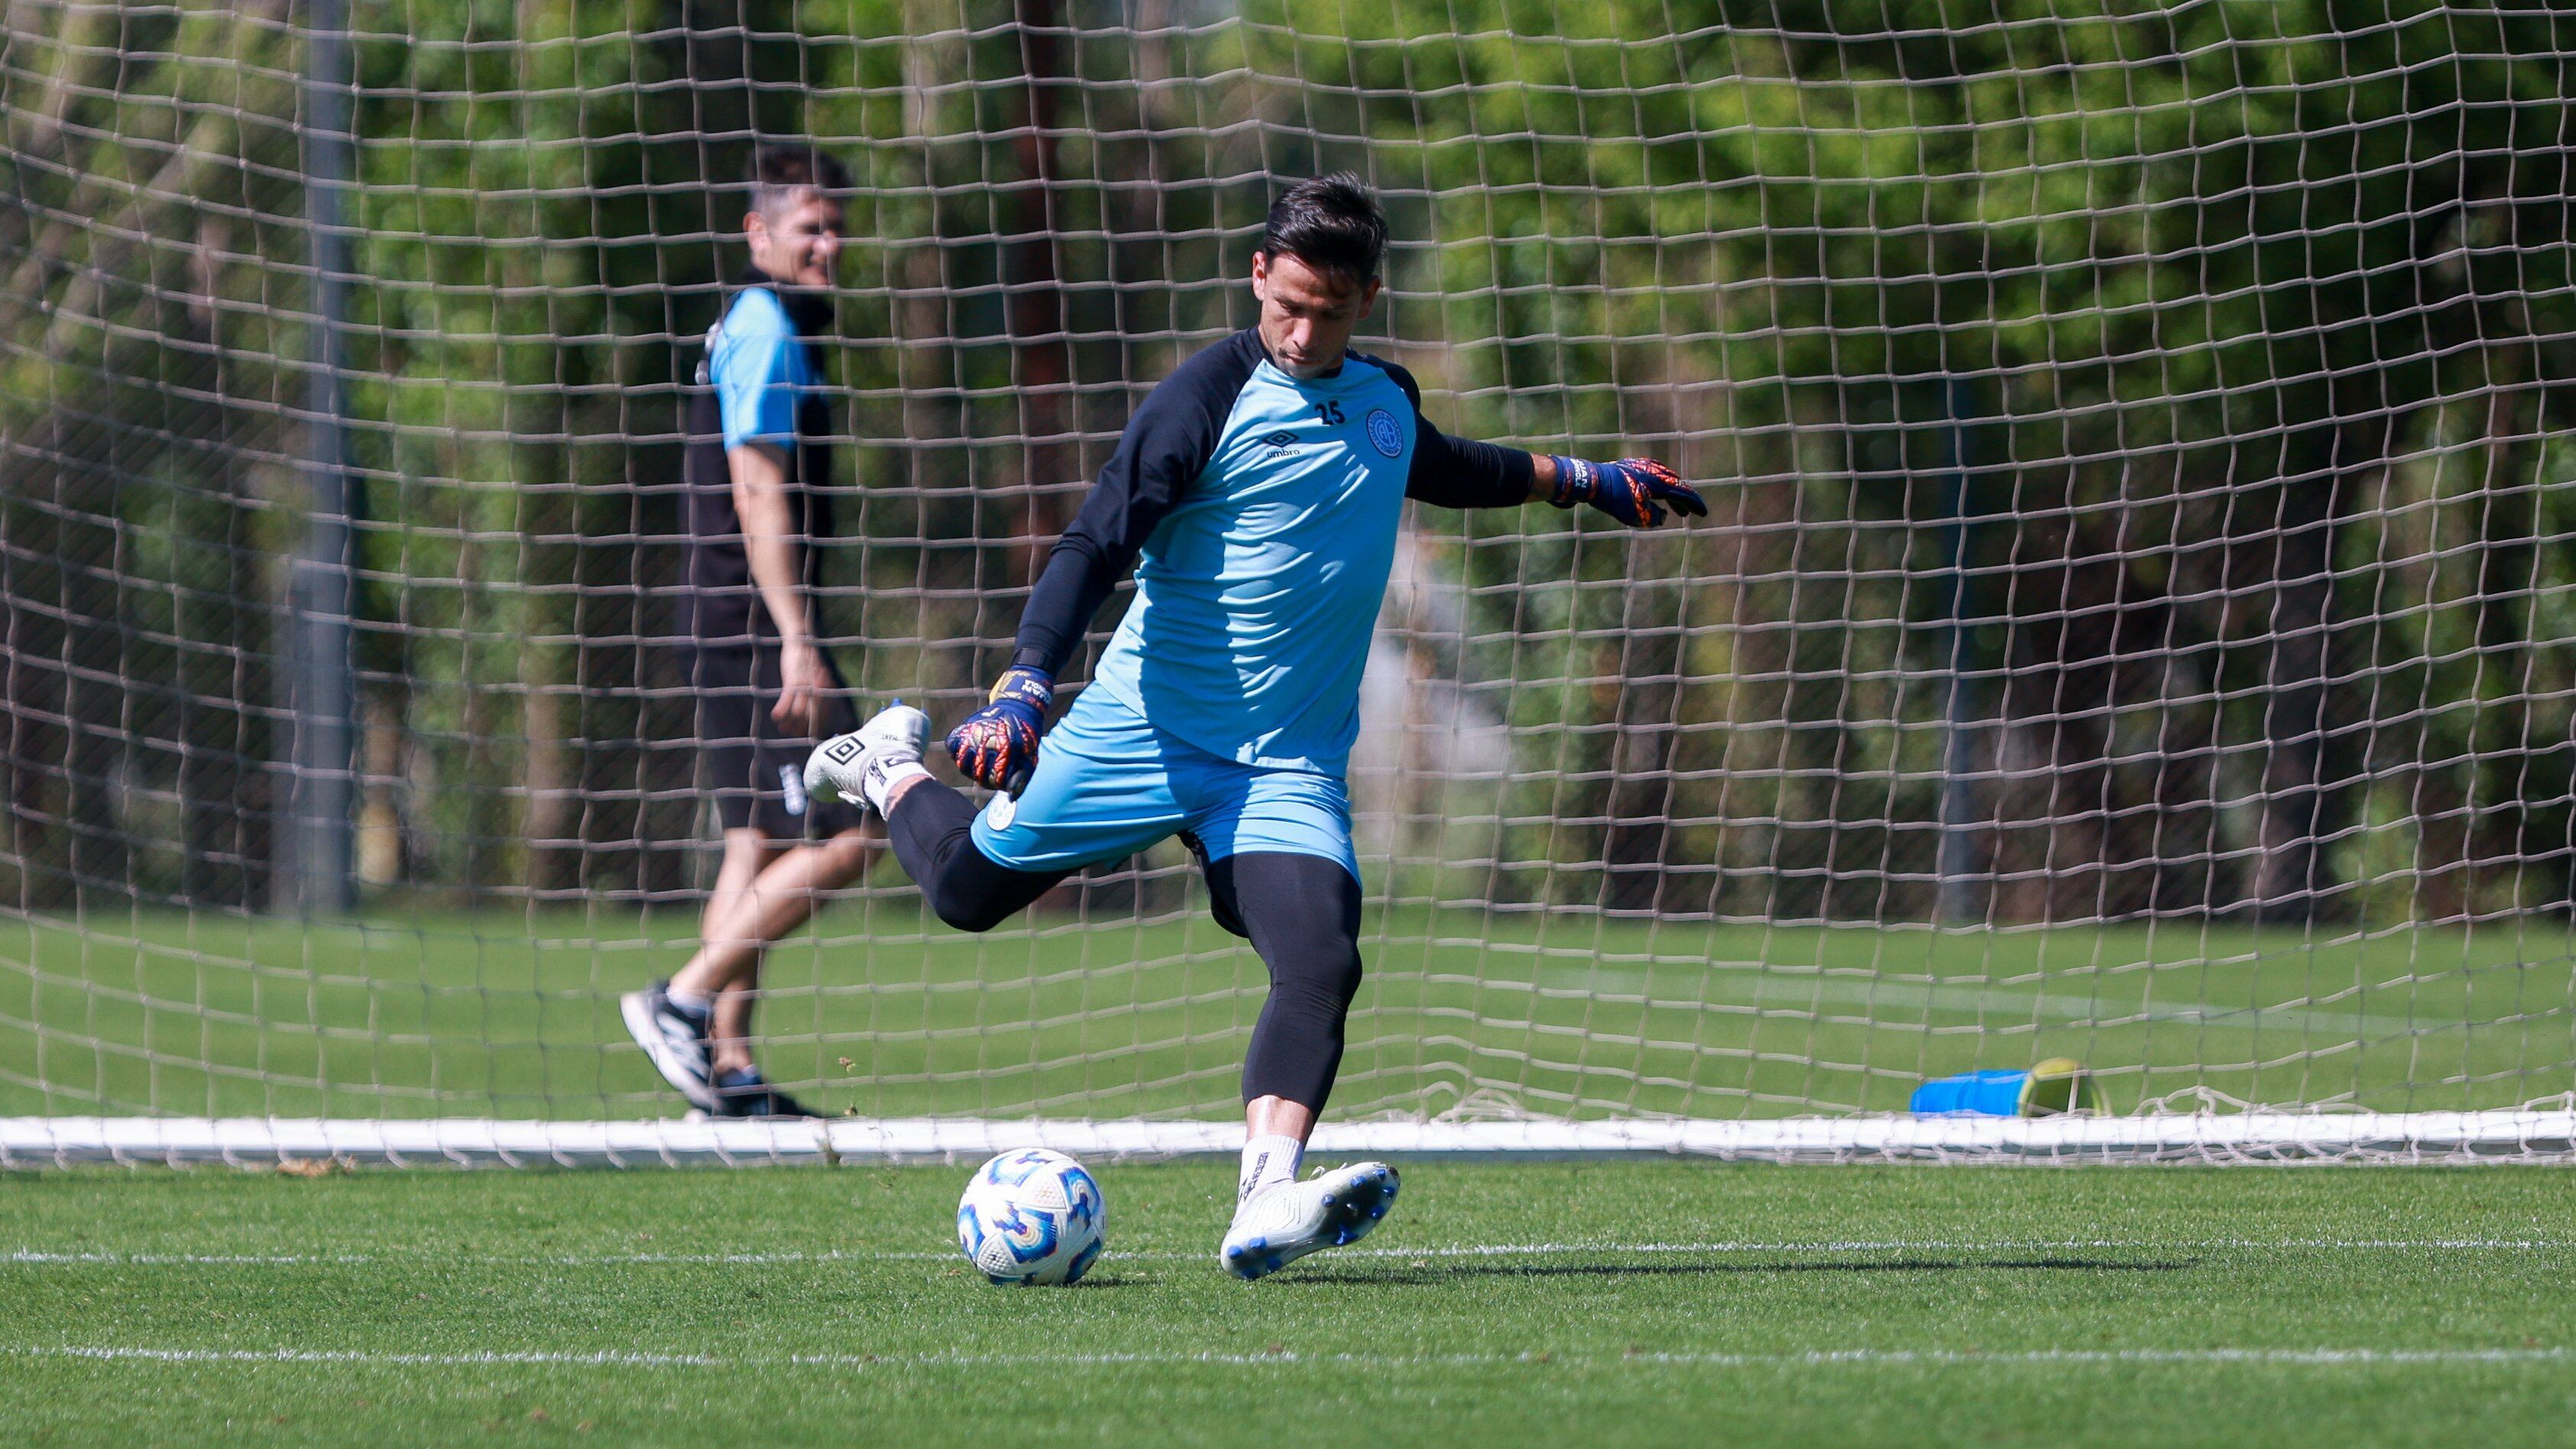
{"left": 1238, "top": 1134, "right": 1303, "bottom": 1201}
{"left": 665, "top": 984, "right": 713, "bottom": 1011}
{"left": 861, "top": 759, "right": 930, "bottom": 815}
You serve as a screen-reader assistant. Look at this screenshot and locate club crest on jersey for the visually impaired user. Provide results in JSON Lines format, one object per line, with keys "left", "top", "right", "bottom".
{"left": 1259, "top": 430, "right": 1300, "bottom": 453}
{"left": 986, "top": 791, "right": 1017, "bottom": 829}
{"left": 1365, "top": 409, "right": 1403, "bottom": 457}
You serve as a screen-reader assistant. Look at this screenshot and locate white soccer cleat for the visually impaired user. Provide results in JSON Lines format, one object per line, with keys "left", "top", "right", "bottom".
{"left": 1218, "top": 1161, "right": 1400, "bottom": 1281}
{"left": 804, "top": 702, "right": 930, "bottom": 813}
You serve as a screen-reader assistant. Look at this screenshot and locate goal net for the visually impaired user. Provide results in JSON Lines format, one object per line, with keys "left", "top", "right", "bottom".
{"left": 7, "top": 1, "right": 2576, "bottom": 1164}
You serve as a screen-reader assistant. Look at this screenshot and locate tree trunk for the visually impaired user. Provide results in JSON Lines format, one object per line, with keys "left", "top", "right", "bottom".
{"left": 1004, "top": 0, "right": 1071, "bottom": 581}
{"left": 2248, "top": 427, "right": 2358, "bottom": 921}
{"left": 1599, "top": 591, "right": 1684, "bottom": 913}
{"left": 2467, "top": 354, "right": 2539, "bottom": 909}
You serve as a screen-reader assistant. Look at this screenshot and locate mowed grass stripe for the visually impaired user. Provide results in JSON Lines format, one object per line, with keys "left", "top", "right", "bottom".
{"left": 1531, "top": 965, "right": 2480, "bottom": 1038}
{"left": 11, "top": 1343, "right": 2571, "bottom": 1370}
{"left": 9, "top": 911, "right": 2576, "bottom": 1119}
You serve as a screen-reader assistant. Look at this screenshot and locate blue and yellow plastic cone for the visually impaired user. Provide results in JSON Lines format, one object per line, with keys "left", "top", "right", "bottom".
{"left": 1909, "top": 1057, "right": 2106, "bottom": 1117}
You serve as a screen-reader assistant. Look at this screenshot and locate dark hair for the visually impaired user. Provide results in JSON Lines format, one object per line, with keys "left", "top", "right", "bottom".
{"left": 1257, "top": 173, "right": 1387, "bottom": 285}
{"left": 747, "top": 144, "right": 851, "bottom": 219}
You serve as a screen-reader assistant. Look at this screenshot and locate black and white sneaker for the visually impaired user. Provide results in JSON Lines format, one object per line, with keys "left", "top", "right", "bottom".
{"left": 711, "top": 1066, "right": 818, "bottom": 1119}
{"left": 620, "top": 979, "right": 717, "bottom": 1113}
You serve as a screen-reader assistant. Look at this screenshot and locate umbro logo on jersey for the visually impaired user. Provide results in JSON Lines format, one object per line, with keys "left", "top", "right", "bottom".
{"left": 1259, "top": 430, "right": 1301, "bottom": 452}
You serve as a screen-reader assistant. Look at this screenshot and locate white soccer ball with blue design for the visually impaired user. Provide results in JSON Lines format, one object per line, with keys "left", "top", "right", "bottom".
{"left": 956, "top": 1148, "right": 1106, "bottom": 1285}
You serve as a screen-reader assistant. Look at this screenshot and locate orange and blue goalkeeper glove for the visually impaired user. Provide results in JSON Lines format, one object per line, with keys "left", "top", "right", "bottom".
{"left": 946, "top": 665, "right": 1052, "bottom": 795}
{"left": 1546, "top": 456, "right": 1707, "bottom": 528}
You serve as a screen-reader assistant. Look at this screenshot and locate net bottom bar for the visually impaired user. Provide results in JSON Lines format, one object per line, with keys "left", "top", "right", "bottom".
{"left": 8, "top": 1112, "right": 2576, "bottom": 1167}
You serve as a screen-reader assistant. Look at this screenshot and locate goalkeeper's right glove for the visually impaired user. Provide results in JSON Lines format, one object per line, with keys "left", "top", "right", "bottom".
{"left": 946, "top": 665, "right": 1053, "bottom": 796}
{"left": 1546, "top": 455, "right": 1707, "bottom": 529}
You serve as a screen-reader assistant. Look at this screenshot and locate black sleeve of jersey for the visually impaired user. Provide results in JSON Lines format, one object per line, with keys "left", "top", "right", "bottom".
{"left": 1010, "top": 330, "right": 1266, "bottom": 676}
{"left": 1369, "top": 358, "right": 1536, "bottom": 510}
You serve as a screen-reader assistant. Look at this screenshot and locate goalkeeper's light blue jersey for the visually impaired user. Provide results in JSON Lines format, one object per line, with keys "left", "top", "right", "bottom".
{"left": 1016, "top": 327, "right": 1533, "bottom": 781}
{"left": 1088, "top": 344, "right": 1418, "bottom": 774}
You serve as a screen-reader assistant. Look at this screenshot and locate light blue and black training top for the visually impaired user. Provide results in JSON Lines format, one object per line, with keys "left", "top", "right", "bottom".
{"left": 682, "top": 274, "right": 835, "bottom": 645}
{"left": 1011, "top": 328, "right": 1534, "bottom": 777}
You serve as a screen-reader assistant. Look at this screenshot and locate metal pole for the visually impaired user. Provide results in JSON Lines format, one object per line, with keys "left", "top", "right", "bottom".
{"left": 1934, "top": 379, "right": 1986, "bottom": 926}
{"left": 286, "top": 0, "right": 356, "bottom": 913}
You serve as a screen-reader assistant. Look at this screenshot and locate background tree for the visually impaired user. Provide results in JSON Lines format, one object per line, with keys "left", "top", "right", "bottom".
{"left": 5, "top": 0, "right": 2570, "bottom": 927}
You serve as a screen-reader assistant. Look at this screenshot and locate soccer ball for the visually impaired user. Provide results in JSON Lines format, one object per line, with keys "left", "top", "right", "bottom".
{"left": 956, "top": 1148, "right": 1106, "bottom": 1285}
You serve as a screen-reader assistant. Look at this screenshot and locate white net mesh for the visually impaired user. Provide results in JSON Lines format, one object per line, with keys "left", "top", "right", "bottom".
{"left": 6, "top": 2, "right": 2576, "bottom": 1145}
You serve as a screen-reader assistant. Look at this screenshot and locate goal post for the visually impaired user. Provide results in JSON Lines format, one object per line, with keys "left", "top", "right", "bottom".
{"left": 6, "top": 2, "right": 2576, "bottom": 1164}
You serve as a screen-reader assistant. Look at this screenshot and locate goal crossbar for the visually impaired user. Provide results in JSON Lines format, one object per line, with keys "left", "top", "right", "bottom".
{"left": 11, "top": 1113, "right": 2576, "bottom": 1169}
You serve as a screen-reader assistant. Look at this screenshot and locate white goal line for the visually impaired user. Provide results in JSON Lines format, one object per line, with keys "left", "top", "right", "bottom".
{"left": 8, "top": 1238, "right": 2566, "bottom": 1269}
{"left": 8, "top": 1112, "right": 2576, "bottom": 1167}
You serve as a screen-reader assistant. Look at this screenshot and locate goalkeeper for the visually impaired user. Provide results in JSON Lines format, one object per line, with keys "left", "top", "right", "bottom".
{"left": 807, "top": 174, "right": 1703, "bottom": 1278}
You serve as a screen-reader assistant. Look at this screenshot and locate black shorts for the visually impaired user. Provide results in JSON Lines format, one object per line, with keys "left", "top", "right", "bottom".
{"left": 690, "top": 643, "right": 866, "bottom": 838}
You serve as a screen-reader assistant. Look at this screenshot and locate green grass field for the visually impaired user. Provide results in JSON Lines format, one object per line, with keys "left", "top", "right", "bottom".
{"left": 7, "top": 1161, "right": 2575, "bottom": 1445}
{"left": 7, "top": 906, "right": 2576, "bottom": 1121}
{"left": 12, "top": 908, "right": 2576, "bottom": 1441}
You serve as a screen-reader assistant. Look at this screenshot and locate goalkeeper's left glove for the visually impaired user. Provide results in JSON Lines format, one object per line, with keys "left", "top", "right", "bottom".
{"left": 946, "top": 665, "right": 1053, "bottom": 796}
{"left": 1546, "top": 456, "right": 1707, "bottom": 529}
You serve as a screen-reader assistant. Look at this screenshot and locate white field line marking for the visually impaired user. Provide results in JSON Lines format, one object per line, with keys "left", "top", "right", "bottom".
{"left": 9, "top": 1236, "right": 2567, "bottom": 1268}
{"left": 1537, "top": 966, "right": 2458, "bottom": 1038}
{"left": 5, "top": 1343, "right": 2566, "bottom": 1371}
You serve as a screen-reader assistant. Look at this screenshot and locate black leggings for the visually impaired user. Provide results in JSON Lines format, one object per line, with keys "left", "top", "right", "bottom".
{"left": 887, "top": 781, "right": 1364, "bottom": 1111}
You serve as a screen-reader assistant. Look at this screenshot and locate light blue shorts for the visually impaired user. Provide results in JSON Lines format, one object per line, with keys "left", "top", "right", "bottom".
{"left": 969, "top": 689, "right": 1358, "bottom": 880}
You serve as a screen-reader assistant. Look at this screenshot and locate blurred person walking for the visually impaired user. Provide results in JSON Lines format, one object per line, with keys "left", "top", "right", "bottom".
{"left": 621, "top": 144, "right": 867, "bottom": 1119}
